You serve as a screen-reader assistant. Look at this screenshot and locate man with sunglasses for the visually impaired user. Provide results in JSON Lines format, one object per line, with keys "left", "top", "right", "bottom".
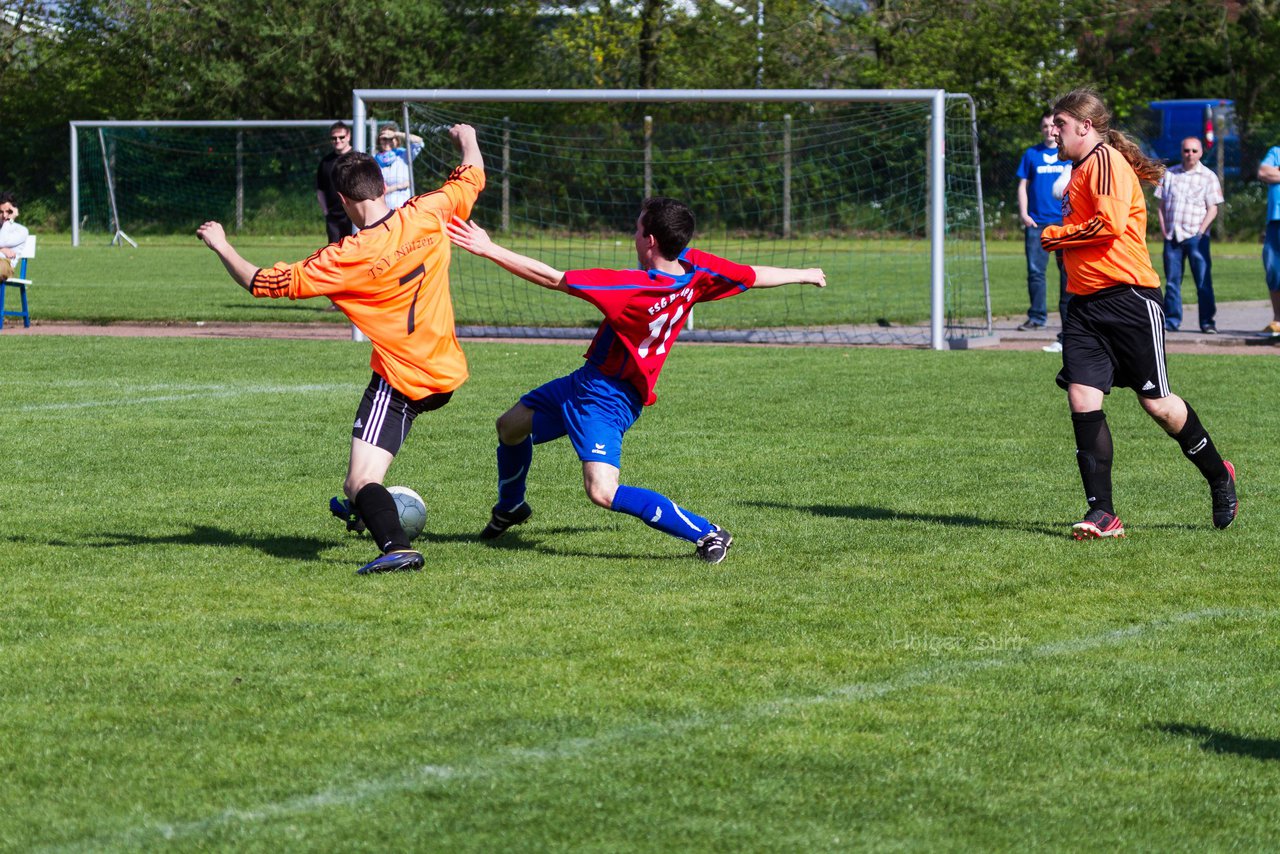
{"left": 316, "top": 122, "right": 355, "bottom": 244}
{"left": 1154, "top": 136, "right": 1223, "bottom": 333}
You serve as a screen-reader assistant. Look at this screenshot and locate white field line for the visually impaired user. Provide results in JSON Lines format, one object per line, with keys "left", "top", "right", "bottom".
{"left": 14, "top": 383, "right": 348, "bottom": 413}
{"left": 44, "top": 607, "right": 1262, "bottom": 851}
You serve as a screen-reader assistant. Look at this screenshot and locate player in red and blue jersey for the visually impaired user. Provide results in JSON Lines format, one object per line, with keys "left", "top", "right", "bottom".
{"left": 447, "top": 197, "right": 826, "bottom": 563}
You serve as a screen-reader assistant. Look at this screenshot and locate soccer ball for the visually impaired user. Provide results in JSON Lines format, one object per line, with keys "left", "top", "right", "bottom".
{"left": 388, "top": 485, "right": 427, "bottom": 540}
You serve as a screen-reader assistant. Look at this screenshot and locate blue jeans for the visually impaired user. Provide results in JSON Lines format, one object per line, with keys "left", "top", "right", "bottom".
{"left": 1025, "top": 225, "right": 1068, "bottom": 326}
{"left": 1264, "top": 221, "right": 1280, "bottom": 293}
{"left": 1162, "top": 234, "right": 1215, "bottom": 329}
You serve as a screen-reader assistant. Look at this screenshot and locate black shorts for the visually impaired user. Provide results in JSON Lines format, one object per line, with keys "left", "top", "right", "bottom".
{"left": 352, "top": 373, "right": 453, "bottom": 455}
{"left": 1056, "top": 285, "right": 1170, "bottom": 398}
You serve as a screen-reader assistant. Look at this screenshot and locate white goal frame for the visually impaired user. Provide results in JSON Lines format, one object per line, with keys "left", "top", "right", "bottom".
{"left": 68, "top": 118, "right": 367, "bottom": 248}
{"left": 354, "top": 88, "right": 988, "bottom": 351}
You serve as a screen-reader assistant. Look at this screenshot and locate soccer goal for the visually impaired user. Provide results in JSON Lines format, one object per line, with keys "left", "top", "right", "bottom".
{"left": 354, "top": 88, "right": 990, "bottom": 350}
{"left": 69, "top": 119, "right": 363, "bottom": 245}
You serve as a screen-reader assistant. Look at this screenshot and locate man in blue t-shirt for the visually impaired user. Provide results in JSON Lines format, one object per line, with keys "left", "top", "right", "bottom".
{"left": 1016, "top": 112, "right": 1072, "bottom": 343}
{"left": 1256, "top": 145, "right": 1280, "bottom": 336}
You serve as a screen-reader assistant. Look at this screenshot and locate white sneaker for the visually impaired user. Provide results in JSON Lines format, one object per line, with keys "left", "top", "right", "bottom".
{"left": 1042, "top": 341, "right": 1063, "bottom": 353}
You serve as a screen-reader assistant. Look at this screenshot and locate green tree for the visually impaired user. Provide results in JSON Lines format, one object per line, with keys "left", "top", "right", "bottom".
{"left": 15, "top": 0, "right": 1280, "bottom": 231}
{"left": 0, "top": 0, "right": 551, "bottom": 221}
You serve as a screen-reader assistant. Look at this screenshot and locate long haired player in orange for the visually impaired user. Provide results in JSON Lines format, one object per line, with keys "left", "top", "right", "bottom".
{"left": 1041, "top": 90, "right": 1236, "bottom": 539}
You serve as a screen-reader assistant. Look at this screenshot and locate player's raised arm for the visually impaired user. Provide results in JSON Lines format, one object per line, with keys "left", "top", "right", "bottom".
{"left": 447, "top": 216, "right": 568, "bottom": 291}
{"left": 196, "top": 221, "right": 260, "bottom": 292}
{"left": 449, "top": 124, "right": 483, "bottom": 171}
{"left": 749, "top": 265, "right": 827, "bottom": 289}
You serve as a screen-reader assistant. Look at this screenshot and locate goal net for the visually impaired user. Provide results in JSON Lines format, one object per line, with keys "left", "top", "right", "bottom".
{"left": 69, "top": 93, "right": 991, "bottom": 348}
{"left": 71, "top": 120, "right": 346, "bottom": 240}
{"left": 359, "top": 89, "right": 990, "bottom": 348}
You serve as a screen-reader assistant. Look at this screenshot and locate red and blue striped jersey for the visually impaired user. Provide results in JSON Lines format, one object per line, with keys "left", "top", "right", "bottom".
{"left": 564, "top": 248, "right": 756, "bottom": 405}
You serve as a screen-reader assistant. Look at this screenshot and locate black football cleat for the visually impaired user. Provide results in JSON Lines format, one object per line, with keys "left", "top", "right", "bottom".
{"left": 1211, "top": 460, "right": 1238, "bottom": 530}
{"left": 695, "top": 527, "right": 733, "bottom": 564}
{"left": 1072, "top": 509, "right": 1125, "bottom": 540}
{"left": 480, "top": 502, "right": 533, "bottom": 540}
{"left": 356, "top": 549, "right": 425, "bottom": 575}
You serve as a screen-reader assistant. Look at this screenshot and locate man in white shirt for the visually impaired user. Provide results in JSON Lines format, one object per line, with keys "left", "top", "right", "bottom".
{"left": 1155, "top": 137, "right": 1224, "bottom": 333}
{"left": 0, "top": 192, "right": 30, "bottom": 282}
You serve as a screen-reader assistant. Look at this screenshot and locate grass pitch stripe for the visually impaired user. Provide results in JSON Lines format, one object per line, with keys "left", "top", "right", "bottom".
{"left": 48, "top": 606, "right": 1265, "bottom": 851}
{"left": 16, "top": 383, "right": 347, "bottom": 412}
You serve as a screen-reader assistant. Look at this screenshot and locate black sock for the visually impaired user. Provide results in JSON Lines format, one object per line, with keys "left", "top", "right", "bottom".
{"left": 1172, "top": 402, "right": 1228, "bottom": 483}
{"left": 354, "top": 483, "right": 412, "bottom": 554}
{"left": 1072, "top": 410, "right": 1114, "bottom": 513}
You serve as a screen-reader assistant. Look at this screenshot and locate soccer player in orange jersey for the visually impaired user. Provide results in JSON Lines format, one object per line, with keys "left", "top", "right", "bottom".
{"left": 1040, "top": 90, "right": 1236, "bottom": 539}
{"left": 197, "top": 124, "right": 484, "bottom": 574}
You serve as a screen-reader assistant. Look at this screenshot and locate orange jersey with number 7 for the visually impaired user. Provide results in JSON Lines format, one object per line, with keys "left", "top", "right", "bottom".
{"left": 250, "top": 164, "right": 485, "bottom": 399}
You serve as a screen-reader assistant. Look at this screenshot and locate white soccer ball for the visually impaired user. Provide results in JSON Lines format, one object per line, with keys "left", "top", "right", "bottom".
{"left": 388, "top": 485, "right": 427, "bottom": 540}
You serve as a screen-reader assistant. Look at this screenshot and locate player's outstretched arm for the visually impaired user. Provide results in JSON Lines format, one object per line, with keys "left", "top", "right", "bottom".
{"left": 749, "top": 265, "right": 827, "bottom": 289}
{"left": 196, "top": 221, "right": 259, "bottom": 292}
{"left": 447, "top": 217, "right": 568, "bottom": 291}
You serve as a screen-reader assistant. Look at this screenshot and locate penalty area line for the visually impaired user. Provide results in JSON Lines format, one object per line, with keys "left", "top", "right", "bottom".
{"left": 45, "top": 606, "right": 1265, "bottom": 850}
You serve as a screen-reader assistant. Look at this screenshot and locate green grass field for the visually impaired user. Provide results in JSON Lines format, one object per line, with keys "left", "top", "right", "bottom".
{"left": 1, "top": 335, "right": 1276, "bottom": 850}
{"left": 24, "top": 233, "right": 1275, "bottom": 331}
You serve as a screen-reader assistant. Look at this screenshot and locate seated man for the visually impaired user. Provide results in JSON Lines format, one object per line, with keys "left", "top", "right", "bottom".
{"left": 0, "top": 192, "right": 29, "bottom": 282}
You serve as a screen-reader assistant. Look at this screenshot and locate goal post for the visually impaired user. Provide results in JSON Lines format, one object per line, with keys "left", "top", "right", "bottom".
{"left": 354, "top": 88, "right": 990, "bottom": 351}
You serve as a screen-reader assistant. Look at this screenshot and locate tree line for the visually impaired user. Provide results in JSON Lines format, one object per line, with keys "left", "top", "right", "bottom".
{"left": 5, "top": 0, "right": 1280, "bottom": 234}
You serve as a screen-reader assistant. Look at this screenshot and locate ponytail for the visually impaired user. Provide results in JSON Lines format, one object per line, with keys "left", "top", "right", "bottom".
{"left": 1106, "top": 129, "right": 1165, "bottom": 186}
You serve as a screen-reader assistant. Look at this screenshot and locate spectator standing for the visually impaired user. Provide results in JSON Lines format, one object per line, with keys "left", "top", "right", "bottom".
{"left": 1155, "top": 137, "right": 1223, "bottom": 333}
{"left": 381, "top": 123, "right": 423, "bottom": 163}
{"left": 1016, "top": 112, "right": 1071, "bottom": 342}
{"left": 316, "top": 122, "right": 354, "bottom": 244}
{"left": 0, "top": 192, "right": 29, "bottom": 282}
{"left": 1257, "top": 144, "right": 1280, "bottom": 336}
{"left": 375, "top": 126, "right": 412, "bottom": 210}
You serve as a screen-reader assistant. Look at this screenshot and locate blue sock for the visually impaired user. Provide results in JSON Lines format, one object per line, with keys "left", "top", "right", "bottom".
{"left": 610, "top": 484, "right": 714, "bottom": 543}
{"left": 495, "top": 437, "right": 532, "bottom": 511}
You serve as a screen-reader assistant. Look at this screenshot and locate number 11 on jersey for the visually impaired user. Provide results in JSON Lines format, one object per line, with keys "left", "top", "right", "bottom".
{"left": 637, "top": 305, "right": 685, "bottom": 358}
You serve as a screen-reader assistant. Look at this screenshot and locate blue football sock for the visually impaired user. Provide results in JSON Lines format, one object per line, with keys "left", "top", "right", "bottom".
{"left": 610, "top": 484, "right": 714, "bottom": 543}
{"left": 495, "top": 437, "right": 532, "bottom": 511}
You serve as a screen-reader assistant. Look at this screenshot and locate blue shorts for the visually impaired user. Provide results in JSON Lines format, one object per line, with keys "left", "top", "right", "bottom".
{"left": 520, "top": 365, "right": 642, "bottom": 469}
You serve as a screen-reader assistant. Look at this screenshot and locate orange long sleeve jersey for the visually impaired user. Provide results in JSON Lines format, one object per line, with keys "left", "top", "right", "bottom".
{"left": 251, "top": 164, "right": 485, "bottom": 399}
{"left": 1040, "top": 143, "right": 1159, "bottom": 296}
